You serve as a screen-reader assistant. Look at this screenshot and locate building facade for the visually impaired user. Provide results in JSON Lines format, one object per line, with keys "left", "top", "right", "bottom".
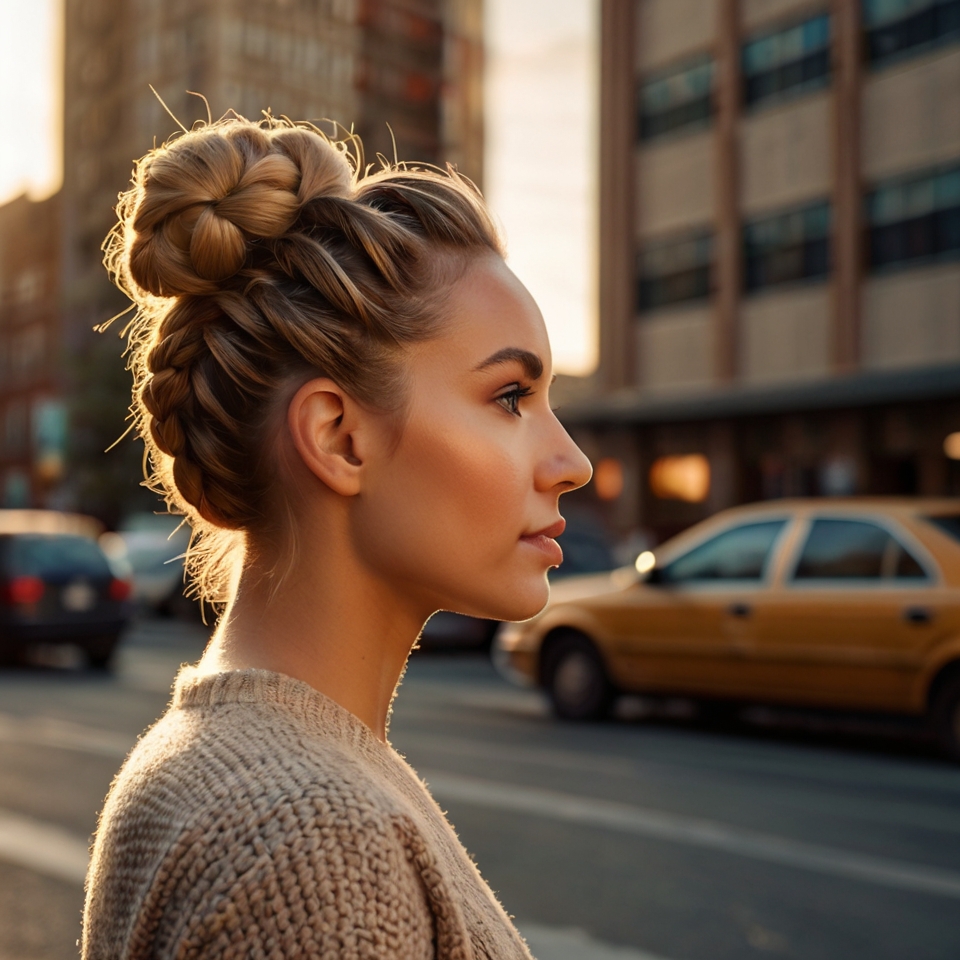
{"left": 573, "top": 0, "right": 960, "bottom": 541}
{"left": 0, "top": 194, "right": 65, "bottom": 508}
{"left": 0, "top": 0, "right": 483, "bottom": 517}
{"left": 62, "top": 0, "right": 484, "bottom": 347}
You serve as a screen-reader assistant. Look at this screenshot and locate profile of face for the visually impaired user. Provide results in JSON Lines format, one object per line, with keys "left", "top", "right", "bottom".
{"left": 343, "top": 252, "right": 593, "bottom": 624}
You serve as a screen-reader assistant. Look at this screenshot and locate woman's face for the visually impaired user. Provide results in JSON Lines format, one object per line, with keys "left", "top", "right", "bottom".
{"left": 353, "top": 252, "right": 593, "bottom": 623}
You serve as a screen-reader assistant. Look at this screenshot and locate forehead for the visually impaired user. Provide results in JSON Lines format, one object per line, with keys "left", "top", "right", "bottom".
{"left": 431, "top": 253, "right": 552, "bottom": 370}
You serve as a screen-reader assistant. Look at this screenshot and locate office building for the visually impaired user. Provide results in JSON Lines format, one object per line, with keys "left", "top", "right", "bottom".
{"left": 0, "top": 0, "right": 483, "bottom": 511}
{"left": 573, "top": 0, "right": 960, "bottom": 539}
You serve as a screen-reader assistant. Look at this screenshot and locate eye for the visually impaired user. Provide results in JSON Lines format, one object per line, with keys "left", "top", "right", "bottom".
{"left": 495, "top": 383, "right": 532, "bottom": 416}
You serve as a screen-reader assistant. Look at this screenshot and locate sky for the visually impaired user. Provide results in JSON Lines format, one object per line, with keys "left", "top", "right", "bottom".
{"left": 0, "top": 0, "right": 598, "bottom": 375}
{"left": 0, "top": 0, "right": 62, "bottom": 204}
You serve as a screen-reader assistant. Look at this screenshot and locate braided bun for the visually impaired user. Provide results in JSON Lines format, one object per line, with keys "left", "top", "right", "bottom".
{"left": 104, "top": 115, "right": 501, "bottom": 605}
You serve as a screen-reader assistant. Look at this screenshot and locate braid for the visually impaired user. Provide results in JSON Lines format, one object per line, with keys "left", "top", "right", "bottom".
{"left": 105, "top": 114, "right": 502, "bottom": 604}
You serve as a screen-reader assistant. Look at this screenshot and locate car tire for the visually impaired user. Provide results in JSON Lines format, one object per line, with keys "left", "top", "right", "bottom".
{"left": 932, "top": 674, "right": 960, "bottom": 762}
{"left": 543, "top": 632, "right": 615, "bottom": 722}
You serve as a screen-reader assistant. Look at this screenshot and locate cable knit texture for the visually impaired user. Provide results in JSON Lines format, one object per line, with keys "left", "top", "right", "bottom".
{"left": 82, "top": 667, "right": 535, "bottom": 960}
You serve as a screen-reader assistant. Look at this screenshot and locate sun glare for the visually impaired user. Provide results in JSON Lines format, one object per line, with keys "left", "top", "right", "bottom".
{"left": 0, "top": 0, "right": 63, "bottom": 205}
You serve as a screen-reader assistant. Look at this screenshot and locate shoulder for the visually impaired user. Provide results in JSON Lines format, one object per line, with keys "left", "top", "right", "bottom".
{"left": 85, "top": 701, "right": 437, "bottom": 959}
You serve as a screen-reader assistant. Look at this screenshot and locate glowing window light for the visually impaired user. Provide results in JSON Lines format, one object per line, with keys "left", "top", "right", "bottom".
{"left": 593, "top": 457, "right": 625, "bottom": 501}
{"left": 649, "top": 454, "right": 710, "bottom": 502}
{"left": 944, "top": 432, "right": 960, "bottom": 460}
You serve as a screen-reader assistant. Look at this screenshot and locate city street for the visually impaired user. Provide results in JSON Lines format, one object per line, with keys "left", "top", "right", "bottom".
{"left": 1, "top": 618, "right": 959, "bottom": 960}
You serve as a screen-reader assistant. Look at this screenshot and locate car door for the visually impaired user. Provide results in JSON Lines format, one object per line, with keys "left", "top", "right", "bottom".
{"left": 602, "top": 519, "right": 789, "bottom": 698}
{"left": 745, "top": 515, "right": 944, "bottom": 711}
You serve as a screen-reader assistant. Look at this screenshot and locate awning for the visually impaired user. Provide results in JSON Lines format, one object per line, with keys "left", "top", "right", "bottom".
{"left": 560, "top": 363, "right": 960, "bottom": 426}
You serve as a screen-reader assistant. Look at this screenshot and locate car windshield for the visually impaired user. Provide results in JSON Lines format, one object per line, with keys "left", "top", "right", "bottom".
{"left": 3, "top": 534, "right": 112, "bottom": 581}
{"left": 661, "top": 520, "right": 787, "bottom": 583}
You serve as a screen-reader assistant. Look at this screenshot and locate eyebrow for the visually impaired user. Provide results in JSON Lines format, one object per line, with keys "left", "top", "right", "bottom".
{"left": 474, "top": 347, "right": 544, "bottom": 380}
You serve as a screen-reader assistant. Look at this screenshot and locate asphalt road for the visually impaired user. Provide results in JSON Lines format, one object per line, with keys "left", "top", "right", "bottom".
{"left": 1, "top": 618, "right": 959, "bottom": 960}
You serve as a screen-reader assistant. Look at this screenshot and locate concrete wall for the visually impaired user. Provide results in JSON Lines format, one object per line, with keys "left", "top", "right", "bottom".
{"left": 636, "top": 305, "right": 714, "bottom": 392}
{"left": 636, "top": 0, "right": 717, "bottom": 72}
{"left": 862, "top": 264, "right": 960, "bottom": 370}
{"left": 739, "top": 284, "right": 832, "bottom": 383}
{"left": 740, "top": 91, "right": 832, "bottom": 215}
{"left": 636, "top": 131, "right": 714, "bottom": 237}
{"left": 862, "top": 48, "right": 960, "bottom": 181}
{"left": 741, "top": 0, "right": 827, "bottom": 32}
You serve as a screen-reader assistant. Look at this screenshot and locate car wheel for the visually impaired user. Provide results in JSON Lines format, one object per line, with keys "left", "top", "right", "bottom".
{"left": 543, "top": 632, "right": 615, "bottom": 721}
{"left": 932, "top": 674, "right": 960, "bottom": 762}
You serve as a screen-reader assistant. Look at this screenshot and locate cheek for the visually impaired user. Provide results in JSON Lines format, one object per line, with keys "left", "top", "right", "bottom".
{"left": 357, "top": 410, "right": 528, "bottom": 574}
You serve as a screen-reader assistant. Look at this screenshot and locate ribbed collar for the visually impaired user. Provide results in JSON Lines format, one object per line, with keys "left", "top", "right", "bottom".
{"left": 173, "top": 665, "right": 391, "bottom": 763}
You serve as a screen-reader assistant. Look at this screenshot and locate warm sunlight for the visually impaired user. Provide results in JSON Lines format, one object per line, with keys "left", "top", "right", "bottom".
{"left": 484, "top": 0, "right": 599, "bottom": 376}
{"left": 0, "top": 0, "right": 62, "bottom": 205}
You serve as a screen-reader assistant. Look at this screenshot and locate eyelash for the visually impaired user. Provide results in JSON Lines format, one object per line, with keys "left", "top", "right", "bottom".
{"left": 495, "top": 383, "right": 533, "bottom": 416}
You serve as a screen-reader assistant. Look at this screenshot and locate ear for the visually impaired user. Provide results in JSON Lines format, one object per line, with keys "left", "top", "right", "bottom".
{"left": 287, "top": 378, "right": 363, "bottom": 497}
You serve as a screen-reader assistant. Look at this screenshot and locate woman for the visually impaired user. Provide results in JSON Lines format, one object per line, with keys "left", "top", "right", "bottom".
{"left": 83, "top": 116, "right": 591, "bottom": 959}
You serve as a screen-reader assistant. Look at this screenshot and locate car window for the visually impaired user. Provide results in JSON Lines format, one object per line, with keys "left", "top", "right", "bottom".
{"left": 926, "top": 515, "right": 960, "bottom": 543}
{"left": 793, "top": 519, "right": 928, "bottom": 581}
{"left": 662, "top": 520, "right": 787, "bottom": 584}
{"left": 6, "top": 534, "right": 112, "bottom": 581}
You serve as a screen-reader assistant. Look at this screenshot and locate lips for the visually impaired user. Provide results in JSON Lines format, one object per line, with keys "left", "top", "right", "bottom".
{"left": 524, "top": 518, "right": 566, "bottom": 540}
{"left": 519, "top": 518, "right": 565, "bottom": 566}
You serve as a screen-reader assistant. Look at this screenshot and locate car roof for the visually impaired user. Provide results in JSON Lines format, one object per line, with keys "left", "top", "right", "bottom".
{"left": 709, "top": 497, "right": 960, "bottom": 520}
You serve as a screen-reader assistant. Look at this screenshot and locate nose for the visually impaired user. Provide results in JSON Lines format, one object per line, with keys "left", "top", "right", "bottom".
{"left": 535, "top": 415, "right": 593, "bottom": 494}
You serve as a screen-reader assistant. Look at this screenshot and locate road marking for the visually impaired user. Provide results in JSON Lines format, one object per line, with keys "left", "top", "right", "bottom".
{"left": 423, "top": 770, "right": 960, "bottom": 900}
{"left": 518, "top": 923, "right": 673, "bottom": 960}
{"left": 0, "top": 807, "right": 674, "bottom": 960}
{"left": 0, "top": 809, "right": 89, "bottom": 885}
{"left": 5, "top": 711, "right": 960, "bottom": 900}
{"left": 399, "top": 731, "right": 960, "bottom": 836}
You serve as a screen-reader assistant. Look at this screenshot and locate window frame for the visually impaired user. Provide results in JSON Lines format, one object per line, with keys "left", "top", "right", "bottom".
{"left": 867, "top": 163, "right": 960, "bottom": 272}
{"left": 741, "top": 12, "right": 833, "bottom": 111}
{"left": 637, "top": 230, "right": 715, "bottom": 312}
{"left": 783, "top": 515, "right": 939, "bottom": 588}
{"left": 743, "top": 199, "right": 832, "bottom": 292}
{"left": 864, "top": 0, "right": 960, "bottom": 71}
{"left": 638, "top": 55, "right": 715, "bottom": 143}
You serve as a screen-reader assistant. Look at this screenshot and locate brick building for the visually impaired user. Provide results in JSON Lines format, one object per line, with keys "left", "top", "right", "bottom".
{"left": 0, "top": 193, "right": 65, "bottom": 509}
{"left": 0, "top": 0, "right": 484, "bottom": 514}
{"left": 568, "top": 0, "right": 960, "bottom": 541}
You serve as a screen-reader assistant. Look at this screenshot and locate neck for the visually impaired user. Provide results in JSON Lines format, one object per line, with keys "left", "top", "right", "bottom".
{"left": 198, "top": 528, "right": 426, "bottom": 742}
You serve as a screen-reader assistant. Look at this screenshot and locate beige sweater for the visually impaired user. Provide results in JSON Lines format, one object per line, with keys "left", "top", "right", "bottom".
{"left": 83, "top": 667, "right": 534, "bottom": 960}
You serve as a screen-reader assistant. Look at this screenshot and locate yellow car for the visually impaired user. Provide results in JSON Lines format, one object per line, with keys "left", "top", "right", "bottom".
{"left": 495, "top": 498, "right": 960, "bottom": 758}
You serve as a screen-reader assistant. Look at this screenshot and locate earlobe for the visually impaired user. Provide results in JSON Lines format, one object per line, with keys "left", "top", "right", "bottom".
{"left": 287, "top": 379, "right": 363, "bottom": 496}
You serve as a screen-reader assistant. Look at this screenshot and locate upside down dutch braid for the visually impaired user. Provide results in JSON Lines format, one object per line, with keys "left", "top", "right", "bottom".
{"left": 104, "top": 116, "right": 503, "bottom": 606}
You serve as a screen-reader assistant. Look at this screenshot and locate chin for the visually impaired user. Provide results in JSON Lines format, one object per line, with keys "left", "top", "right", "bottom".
{"left": 459, "top": 575, "right": 551, "bottom": 624}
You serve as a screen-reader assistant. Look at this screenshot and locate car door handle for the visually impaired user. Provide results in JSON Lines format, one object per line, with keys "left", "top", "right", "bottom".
{"left": 903, "top": 606, "right": 933, "bottom": 625}
{"left": 728, "top": 602, "right": 752, "bottom": 619}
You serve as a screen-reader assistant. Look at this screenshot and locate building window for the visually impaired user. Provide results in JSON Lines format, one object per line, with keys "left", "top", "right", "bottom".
{"left": 868, "top": 163, "right": 960, "bottom": 269}
{"left": 742, "top": 14, "right": 831, "bottom": 108}
{"left": 864, "top": 0, "right": 960, "bottom": 66}
{"left": 638, "top": 57, "right": 714, "bottom": 141}
{"left": 637, "top": 232, "right": 713, "bottom": 311}
{"left": 744, "top": 201, "right": 831, "bottom": 291}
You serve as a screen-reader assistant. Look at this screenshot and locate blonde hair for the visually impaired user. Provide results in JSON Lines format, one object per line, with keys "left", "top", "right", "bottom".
{"left": 105, "top": 115, "right": 503, "bottom": 607}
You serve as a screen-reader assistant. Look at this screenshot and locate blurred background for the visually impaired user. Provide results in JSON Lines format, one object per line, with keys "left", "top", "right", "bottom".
{"left": 2, "top": 1, "right": 960, "bottom": 959}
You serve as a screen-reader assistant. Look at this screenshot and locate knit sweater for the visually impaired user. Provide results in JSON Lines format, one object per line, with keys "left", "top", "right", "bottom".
{"left": 82, "top": 667, "right": 535, "bottom": 960}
